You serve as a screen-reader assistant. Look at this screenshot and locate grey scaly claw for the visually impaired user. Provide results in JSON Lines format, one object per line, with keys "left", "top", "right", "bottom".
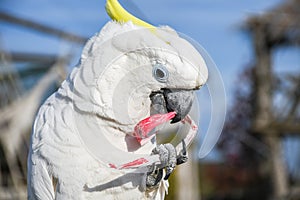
{"left": 151, "top": 144, "right": 177, "bottom": 170}
{"left": 176, "top": 140, "right": 188, "bottom": 165}
{"left": 146, "top": 165, "right": 163, "bottom": 188}
{"left": 146, "top": 143, "right": 177, "bottom": 187}
{"left": 163, "top": 144, "right": 177, "bottom": 180}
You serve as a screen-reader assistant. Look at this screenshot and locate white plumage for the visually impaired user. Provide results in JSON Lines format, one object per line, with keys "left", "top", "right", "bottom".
{"left": 27, "top": 21, "right": 208, "bottom": 200}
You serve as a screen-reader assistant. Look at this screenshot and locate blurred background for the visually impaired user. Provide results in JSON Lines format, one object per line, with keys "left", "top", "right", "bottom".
{"left": 0, "top": 0, "right": 299, "bottom": 199}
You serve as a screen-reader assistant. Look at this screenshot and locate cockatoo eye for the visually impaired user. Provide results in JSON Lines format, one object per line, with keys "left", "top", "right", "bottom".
{"left": 153, "top": 64, "right": 169, "bottom": 83}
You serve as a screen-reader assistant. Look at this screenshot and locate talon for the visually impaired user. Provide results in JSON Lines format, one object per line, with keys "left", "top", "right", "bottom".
{"left": 164, "top": 165, "right": 175, "bottom": 180}
{"left": 176, "top": 140, "right": 188, "bottom": 165}
{"left": 181, "top": 139, "right": 187, "bottom": 155}
{"left": 163, "top": 144, "right": 176, "bottom": 180}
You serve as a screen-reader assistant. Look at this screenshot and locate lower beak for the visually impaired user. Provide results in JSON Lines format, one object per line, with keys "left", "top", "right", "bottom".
{"left": 150, "top": 89, "right": 194, "bottom": 123}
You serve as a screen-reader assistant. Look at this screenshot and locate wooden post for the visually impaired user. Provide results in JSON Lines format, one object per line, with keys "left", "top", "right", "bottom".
{"left": 252, "top": 22, "right": 288, "bottom": 199}
{"left": 175, "top": 146, "right": 200, "bottom": 200}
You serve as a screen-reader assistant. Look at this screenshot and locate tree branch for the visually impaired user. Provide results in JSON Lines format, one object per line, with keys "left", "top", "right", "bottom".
{"left": 0, "top": 12, "right": 88, "bottom": 44}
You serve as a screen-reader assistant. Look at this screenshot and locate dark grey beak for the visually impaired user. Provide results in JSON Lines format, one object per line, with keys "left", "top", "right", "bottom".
{"left": 150, "top": 89, "right": 194, "bottom": 123}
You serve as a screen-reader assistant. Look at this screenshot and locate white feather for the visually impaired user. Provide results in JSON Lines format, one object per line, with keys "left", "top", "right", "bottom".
{"left": 28, "top": 21, "right": 208, "bottom": 200}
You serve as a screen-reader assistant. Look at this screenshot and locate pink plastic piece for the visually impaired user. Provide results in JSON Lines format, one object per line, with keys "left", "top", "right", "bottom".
{"left": 109, "top": 163, "right": 117, "bottom": 169}
{"left": 119, "top": 158, "right": 148, "bottom": 169}
{"left": 182, "top": 115, "right": 198, "bottom": 131}
{"left": 133, "top": 112, "right": 176, "bottom": 145}
{"left": 109, "top": 158, "right": 148, "bottom": 169}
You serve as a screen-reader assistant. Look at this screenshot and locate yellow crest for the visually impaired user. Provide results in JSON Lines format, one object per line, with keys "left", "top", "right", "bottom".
{"left": 106, "top": 0, "right": 155, "bottom": 29}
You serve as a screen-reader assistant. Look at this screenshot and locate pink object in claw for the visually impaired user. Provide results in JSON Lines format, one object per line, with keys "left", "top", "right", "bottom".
{"left": 182, "top": 115, "right": 198, "bottom": 131}
{"left": 120, "top": 158, "right": 149, "bottom": 169}
{"left": 133, "top": 112, "right": 176, "bottom": 144}
{"left": 109, "top": 163, "right": 117, "bottom": 169}
{"left": 109, "top": 158, "right": 148, "bottom": 169}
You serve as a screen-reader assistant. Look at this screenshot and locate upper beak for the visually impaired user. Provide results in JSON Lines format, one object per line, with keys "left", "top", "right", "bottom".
{"left": 150, "top": 89, "right": 194, "bottom": 123}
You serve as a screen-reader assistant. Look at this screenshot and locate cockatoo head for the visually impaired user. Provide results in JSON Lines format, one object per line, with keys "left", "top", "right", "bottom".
{"left": 72, "top": 0, "right": 208, "bottom": 138}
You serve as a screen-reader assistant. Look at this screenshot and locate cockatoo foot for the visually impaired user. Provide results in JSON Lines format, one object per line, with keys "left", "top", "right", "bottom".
{"left": 146, "top": 143, "right": 177, "bottom": 187}
{"left": 176, "top": 140, "right": 188, "bottom": 165}
{"left": 146, "top": 166, "right": 163, "bottom": 188}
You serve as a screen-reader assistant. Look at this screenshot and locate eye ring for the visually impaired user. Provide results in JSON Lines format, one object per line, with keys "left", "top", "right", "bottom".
{"left": 153, "top": 64, "right": 169, "bottom": 83}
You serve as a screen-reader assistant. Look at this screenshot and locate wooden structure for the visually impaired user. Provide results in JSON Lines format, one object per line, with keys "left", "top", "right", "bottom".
{"left": 0, "top": 11, "right": 76, "bottom": 199}
{"left": 246, "top": 0, "right": 300, "bottom": 199}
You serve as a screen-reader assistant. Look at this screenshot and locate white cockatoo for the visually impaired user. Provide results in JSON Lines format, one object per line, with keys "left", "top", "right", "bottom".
{"left": 27, "top": 0, "right": 208, "bottom": 199}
